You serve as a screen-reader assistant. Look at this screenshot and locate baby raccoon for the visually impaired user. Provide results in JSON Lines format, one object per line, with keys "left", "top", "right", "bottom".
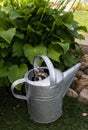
{"left": 33, "top": 68, "right": 48, "bottom": 81}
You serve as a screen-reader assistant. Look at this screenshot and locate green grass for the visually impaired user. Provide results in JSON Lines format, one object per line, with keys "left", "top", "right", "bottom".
{"left": 74, "top": 10, "right": 88, "bottom": 32}
{"left": 0, "top": 87, "right": 88, "bottom": 130}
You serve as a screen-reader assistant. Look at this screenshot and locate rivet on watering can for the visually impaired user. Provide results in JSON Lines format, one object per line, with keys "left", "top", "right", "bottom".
{"left": 11, "top": 55, "right": 81, "bottom": 123}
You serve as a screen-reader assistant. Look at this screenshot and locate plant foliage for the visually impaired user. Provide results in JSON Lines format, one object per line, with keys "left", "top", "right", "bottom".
{"left": 0, "top": 0, "right": 86, "bottom": 88}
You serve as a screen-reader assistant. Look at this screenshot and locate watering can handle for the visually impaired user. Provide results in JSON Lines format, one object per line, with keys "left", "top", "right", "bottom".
{"left": 34, "top": 55, "right": 56, "bottom": 85}
{"left": 11, "top": 78, "right": 27, "bottom": 100}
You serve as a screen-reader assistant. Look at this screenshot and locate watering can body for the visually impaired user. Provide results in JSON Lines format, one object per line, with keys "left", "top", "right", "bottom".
{"left": 11, "top": 55, "right": 81, "bottom": 123}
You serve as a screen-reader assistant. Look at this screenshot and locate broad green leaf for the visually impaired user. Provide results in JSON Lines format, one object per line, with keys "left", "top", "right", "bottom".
{"left": 0, "top": 42, "right": 8, "bottom": 48}
{"left": 37, "top": 7, "right": 44, "bottom": 15}
{"left": 15, "top": 31, "right": 24, "bottom": 39}
{"left": 0, "top": 60, "right": 8, "bottom": 78}
{"left": 8, "top": 64, "right": 28, "bottom": 83}
{"left": 61, "top": 12, "right": 73, "bottom": 23}
{"left": 12, "top": 40, "right": 24, "bottom": 57}
{"left": 47, "top": 46, "right": 61, "bottom": 62}
{"left": 0, "top": 11, "right": 6, "bottom": 18}
{"left": 60, "top": 43, "right": 69, "bottom": 54}
{"left": 52, "top": 42, "right": 69, "bottom": 54}
{"left": 0, "top": 28, "right": 16, "bottom": 44}
{"left": 1, "top": 49, "right": 10, "bottom": 57}
{"left": 24, "top": 44, "right": 47, "bottom": 64}
{"left": 23, "top": 6, "right": 35, "bottom": 15}
{"left": 0, "top": 19, "right": 9, "bottom": 30}
{"left": 55, "top": 17, "right": 63, "bottom": 26}
{"left": 27, "top": 25, "right": 34, "bottom": 32}
{"left": 63, "top": 52, "right": 77, "bottom": 67}
{"left": 9, "top": 11, "right": 22, "bottom": 20}
{"left": 64, "top": 23, "right": 73, "bottom": 29}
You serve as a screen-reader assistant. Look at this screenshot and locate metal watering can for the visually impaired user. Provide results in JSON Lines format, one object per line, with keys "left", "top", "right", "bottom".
{"left": 11, "top": 55, "right": 81, "bottom": 123}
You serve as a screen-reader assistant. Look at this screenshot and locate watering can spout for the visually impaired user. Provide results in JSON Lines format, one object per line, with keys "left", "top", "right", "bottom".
{"left": 62, "top": 63, "right": 81, "bottom": 97}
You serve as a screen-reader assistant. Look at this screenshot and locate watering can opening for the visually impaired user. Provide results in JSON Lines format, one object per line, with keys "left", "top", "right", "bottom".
{"left": 25, "top": 67, "right": 56, "bottom": 87}
{"left": 28, "top": 67, "right": 49, "bottom": 81}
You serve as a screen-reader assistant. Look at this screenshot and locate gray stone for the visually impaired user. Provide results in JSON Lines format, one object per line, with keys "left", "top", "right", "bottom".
{"left": 81, "top": 54, "right": 88, "bottom": 63}
{"left": 80, "top": 62, "right": 88, "bottom": 70}
{"left": 75, "top": 79, "right": 88, "bottom": 93}
{"left": 84, "top": 68, "right": 88, "bottom": 75}
{"left": 66, "top": 88, "right": 78, "bottom": 98}
{"left": 78, "top": 88, "right": 88, "bottom": 105}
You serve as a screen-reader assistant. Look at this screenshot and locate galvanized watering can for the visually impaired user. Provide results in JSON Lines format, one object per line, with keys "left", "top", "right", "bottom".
{"left": 11, "top": 55, "right": 81, "bottom": 123}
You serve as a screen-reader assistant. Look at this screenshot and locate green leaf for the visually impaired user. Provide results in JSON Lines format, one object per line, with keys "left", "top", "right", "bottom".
{"left": 0, "top": 28, "right": 16, "bottom": 44}
{"left": 8, "top": 64, "right": 28, "bottom": 83}
{"left": 37, "top": 7, "right": 44, "bottom": 15}
{"left": 0, "top": 60, "right": 8, "bottom": 78}
{"left": 12, "top": 40, "right": 24, "bottom": 57}
{"left": 24, "top": 44, "right": 47, "bottom": 64}
{"left": 0, "top": 11, "right": 6, "bottom": 18}
{"left": 9, "top": 11, "right": 22, "bottom": 20}
{"left": 63, "top": 52, "right": 77, "bottom": 67}
{"left": 23, "top": 5, "right": 35, "bottom": 15}
{"left": 52, "top": 42, "right": 69, "bottom": 54}
{"left": 61, "top": 12, "right": 73, "bottom": 23}
{"left": 0, "top": 49, "right": 10, "bottom": 57}
{"left": 27, "top": 24, "right": 34, "bottom": 32}
{"left": 55, "top": 17, "right": 63, "bottom": 26}
{"left": 0, "top": 42, "right": 8, "bottom": 48}
{"left": 47, "top": 46, "right": 61, "bottom": 62}
{"left": 15, "top": 31, "right": 24, "bottom": 39}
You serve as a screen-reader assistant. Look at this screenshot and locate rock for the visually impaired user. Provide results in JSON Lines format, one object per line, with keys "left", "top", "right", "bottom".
{"left": 76, "top": 71, "right": 88, "bottom": 79}
{"left": 66, "top": 88, "right": 78, "bottom": 98}
{"left": 84, "top": 68, "right": 88, "bottom": 75}
{"left": 82, "top": 112, "right": 88, "bottom": 117}
{"left": 76, "top": 70, "right": 83, "bottom": 79}
{"left": 84, "top": 86, "right": 88, "bottom": 90}
{"left": 81, "top": 73, "right": 88, "bottom": 79}
{"left": 70, "top": 78, "right": 78, "bottom": 90}
{"left": 75, "top": 79, "right": 88, "bottom": 93}
{"left": 78, "top": 88, "right": 88, "bottom": 105}
{"left": 80, "top": 62, "right": 88, "bottom": 70}
{"left": 81, "top": 54, "right": 88, "bottom": 63}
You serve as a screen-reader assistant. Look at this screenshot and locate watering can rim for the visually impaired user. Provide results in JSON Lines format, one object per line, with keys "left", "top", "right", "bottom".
{"left": 24, "top": 66, "right": 63, "bottom": 87}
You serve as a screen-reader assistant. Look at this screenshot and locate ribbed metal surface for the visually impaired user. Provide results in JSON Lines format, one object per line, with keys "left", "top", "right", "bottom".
{"left": 11, "top": 55, "right": 81, "bottom": 123}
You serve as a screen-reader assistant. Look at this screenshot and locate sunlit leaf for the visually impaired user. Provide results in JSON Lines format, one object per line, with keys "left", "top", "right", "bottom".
{"left": 61, "top": 12, "right": 73, "bottom": 23}
{"left": 63, "top": 52, "right": 77, "bottom": 67}
{"left": 52, "top": 41, "right": 69, "bottom": 54}
{"left": 9, "top": 11, "right": 22, "bottom": 20}
{"left": 24, "top": 44, "right": 47, "bottom": 64}
{"left": 8, "top": 64, "right": 28, "bottom": 83}
{"left": 0, "top": 28, "right": 16, "bottom": 43}
{"left": 48, "top": 46, "right": 61, "bottom": 62}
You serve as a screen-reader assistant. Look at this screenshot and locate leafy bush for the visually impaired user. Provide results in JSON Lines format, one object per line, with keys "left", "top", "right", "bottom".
{"left": 0, "top": 0, "right": 86, "bottom": 88}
